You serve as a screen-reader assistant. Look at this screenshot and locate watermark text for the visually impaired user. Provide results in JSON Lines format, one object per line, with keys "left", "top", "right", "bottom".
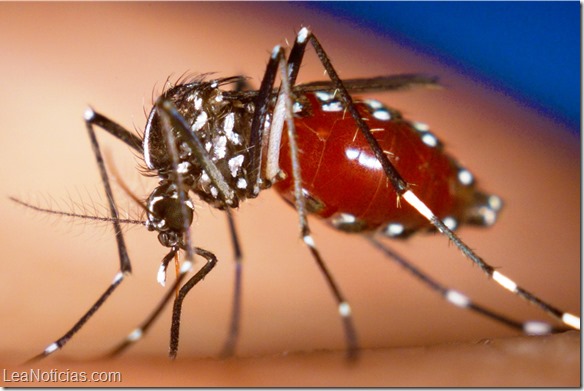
{"left": 3, "top": 368, "right": 122, "bottom": 383}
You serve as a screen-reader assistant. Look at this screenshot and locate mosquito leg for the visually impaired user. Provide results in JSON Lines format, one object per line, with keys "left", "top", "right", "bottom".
{"left": 169, "top": 247, "right": 219, "bottom": 359}
{"left": 107, "top": 246, "right": 219, "bottom": 360}
{"left": 422, "top": 213, "right": 580, "bottom": 329}
{"left": 27, "top": 109, "right": 140, "bottom": 361}
{"left": 84, "top": 108, "right": 143, "bottom": 153}
{"left": 94, "top": 98, "right": 202, "bottom": 358}
{"left": 27, "top": 272, "right": 125, "bottom": 362}
{"left": 85, "top": 109, "right": 133, "bottom": 274}
{"left": 158, "top": 94, "right": 224, "bottom": 359}
{"left": 218, "top": 77, "right": 249, "bottom": 358}
{"left": 219, "top": 208, "right": 243, "bottom": 358}
{"left": 368, "top": 236, "right": 566, "bottom": 335}
{"left": 246, "top": 42, "right": 293, "bottom": 191}
{"left": 263, "top": 44, "right": 360, "bottom": 358}
{"left": 105, "top": 249, "right": 179, "bottom": 357}
{"left": 293, "top": 27, "right": 580, "bottom": 331}
{"left": 156, "top": 80, "right": 247, "bottom": 358}
{"left": 155, "top": 95, "right": 197, "bottom": 263}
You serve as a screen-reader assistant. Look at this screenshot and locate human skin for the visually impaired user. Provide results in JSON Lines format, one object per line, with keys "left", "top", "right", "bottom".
{"left": 0, "top": 3, "right": 579, "bottom": 387}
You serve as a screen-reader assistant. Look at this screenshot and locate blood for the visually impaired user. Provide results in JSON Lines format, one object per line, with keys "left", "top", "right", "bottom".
{"left": 275, "top": 92, "right": 478, "bottom": 233}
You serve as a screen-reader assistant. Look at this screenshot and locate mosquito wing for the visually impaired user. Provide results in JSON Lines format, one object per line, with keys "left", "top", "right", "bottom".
{"left": 295, "top": 74, "right": 440, "bottom": 94}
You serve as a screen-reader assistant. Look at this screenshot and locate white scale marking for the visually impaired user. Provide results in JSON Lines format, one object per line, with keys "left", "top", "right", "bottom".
{"left": 44, "top": 342, "right": 59, "bottom": 354}
{"left": 303, "top": 235, "right": 315, "bottom": 248}
{"left": 402, "top": 190, "right": 435, "bottom": 221}
{"left": 457, "top": 169, "right": 474, "bottom": 186}
{"left": 412, "top": 121, "right": 430, "bottom": 132}
{"left": 191, "top": 111, "right": 208, "bottom": 132}
{"left": 524, "top": 321, "right": 551, "bottom": 335}
{"left": 236, "top": 178, "right": 247, "bottom": 189}
{"left": 297, "top": 27, "right": 309, "bottom": 43}
{"left": 492, "top": 271, "right": 518, "bottom": 293}
{"left": 479, "top": 206, "right": 498, "bottom": 226}
{"left": 315, "top": 90, "right": 333, "bottom": 102}
{"left": 177, "top": 161, "right": 190, "bottom": 174}
{"left": 193, "top": 96, "right": 203, "bottom": 110}
{"left": 322, "top": 101, "right": 343, "bottom": 112}
{"left": 385, "top": 223, "right": 405, "bottom": 236}
{"left": 563, "top": 313, "right": 580, "bottom": 330}
{"left": 421, "top": 133, "right": 438, "bottom": 148}
{"left": 228, "top": 155, "right": 245, "bottom": 177}
{"left": 223, "top": 112, "right": 234, "bottom": 133}
{"left": 157, "top": 263, "right": 167, "bottom": 286}
{"left": 112, "top": 271, "right": 124, "bottom": 284}
{"left": 213, "top": 136, "right": 227, "bottom": 160}
{"left": 339, "top": 302, "right": 352, "bottom": 317}
{"left": 293, "top": 101, "right": 304, "bottom": 113}
{"left": 335, "top": 213, "right": 356, "bottom": 224}
{"left": 180, "top": 260, "right": 193, "bottom": 274}
{"left": 372, "top": 110, "right": 391, "bottom": 121}
{"left": 488, "top": 195, "right": 503, "bottom": 211}
{"left": 127, "top": 328, "right": 143, "bottom": 342}
{"left": 83, "top": 108, "right": 96, "bottom": 121}
{"left": 200, "top": 170, "right": 210, "bottom": 184}
{"left": 223, "top": 112, "right": 241, "bottom": 144}
{"left": 445, "top": 290, "right": 470, "bottom": 308}
{"left": 364, "top": 99, "right": 383, "bottom": 110}
{"left": 442, "top": 216, "right": 458, "bottom": 231}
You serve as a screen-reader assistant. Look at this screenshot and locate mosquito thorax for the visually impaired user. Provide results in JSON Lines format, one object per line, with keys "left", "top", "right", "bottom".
{"left": 143, "top": 78, "right": 266, "bottom": 211}
{"left": 145, "top": 181, "right": 195, "bottom": 247}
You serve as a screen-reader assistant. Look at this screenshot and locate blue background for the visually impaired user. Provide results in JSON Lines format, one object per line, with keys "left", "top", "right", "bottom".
{"left": 309, "top": 2, "right": 580, "bottom": 135}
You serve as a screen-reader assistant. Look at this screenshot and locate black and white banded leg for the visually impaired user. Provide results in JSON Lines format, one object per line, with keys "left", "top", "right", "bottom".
{"left": 27, "top": 109, "right": 142, "bottom": 362}
{"left": 260, "top": 41, "right": 360, "bottom": 358}
{"left": 104, "top": 211, "right": 242, "bottom": 359}
{"left": 368, "top": 237, "right": 567, "bottom": 335}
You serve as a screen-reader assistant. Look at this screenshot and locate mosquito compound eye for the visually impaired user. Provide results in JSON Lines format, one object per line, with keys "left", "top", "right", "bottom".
{"left": 158, "top": 198, "right": 194, "bottom": 232}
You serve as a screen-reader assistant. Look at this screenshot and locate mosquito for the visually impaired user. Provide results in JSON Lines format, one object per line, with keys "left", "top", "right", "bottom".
{"left": 12, "top": 27, "right": 580, "bottom": 361}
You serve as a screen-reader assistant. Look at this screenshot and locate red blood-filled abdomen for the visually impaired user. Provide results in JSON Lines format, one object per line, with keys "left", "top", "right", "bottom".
{"left": 274, "top": 92, "right": 476, "bottom": 234}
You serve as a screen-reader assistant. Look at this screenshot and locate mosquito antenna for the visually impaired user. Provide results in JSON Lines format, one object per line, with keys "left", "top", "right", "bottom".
{"left": 9, "top": 196, "right": 144, "bottom": 226}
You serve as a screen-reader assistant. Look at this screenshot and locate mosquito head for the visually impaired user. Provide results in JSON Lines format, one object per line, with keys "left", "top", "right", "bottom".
{"left": 145, "top": 181, "right": 194, "bottom": 248}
